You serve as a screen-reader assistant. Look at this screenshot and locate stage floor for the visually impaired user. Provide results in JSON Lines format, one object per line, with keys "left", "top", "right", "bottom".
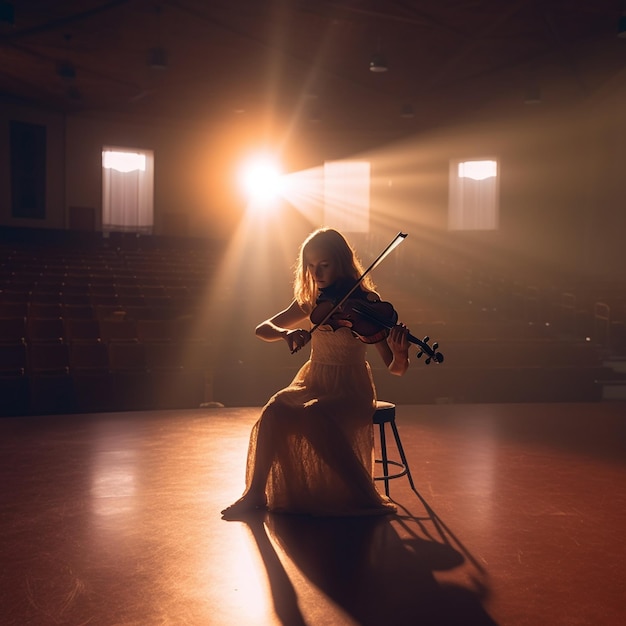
{"left": 1, "top": 401, "right": 625, "bottom": 626}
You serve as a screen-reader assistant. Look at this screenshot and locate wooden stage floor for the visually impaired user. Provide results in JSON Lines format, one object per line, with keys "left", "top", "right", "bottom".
{"left": 1, "top": 401, "right": 625, "bottom": 626}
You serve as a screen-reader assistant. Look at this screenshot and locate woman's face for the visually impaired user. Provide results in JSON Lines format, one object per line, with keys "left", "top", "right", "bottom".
{"left": 305, "top": 245, "right": 339, "bottom": 290}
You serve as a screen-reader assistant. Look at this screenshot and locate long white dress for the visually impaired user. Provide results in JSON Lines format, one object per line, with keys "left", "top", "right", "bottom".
{"left": 244, "top": 324, "right": 396, "bottom": 516}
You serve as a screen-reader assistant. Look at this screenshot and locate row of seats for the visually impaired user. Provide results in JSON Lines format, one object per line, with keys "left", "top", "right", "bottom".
{"left": 2, "top": 231, "right": 624, "bottom": 414}
{"left": 1, "top": 280, "right": 200, "bottom": 294}
{"left": 0, "top": 301, "right": 200, "bottom": 322}
{"left": 6, "top": 238, "right": 621, "bottom": 349}
{"left": 1, "top": 270, "right": 209, "bottom": 287}
{"left": 1, "top": 338, "right": 212, "bottom": 416}
{"left": 0, "top": 316, "right": 207, "bottom": 344}
{"left": 1, "top": 338, "right": 211, "bottom": 374}
{"left": 1, "top": 280, "right": 206, "bottom": 299}
{"left": 2, "top": 240, "right": 217, "bottom": 415}
{"left": 1, "top": 241, "right": 219, "bottom": 265}
{"left": 1, "top": 365, "right": 208, "bottom": 416}
{"left": 514, "top": 287, "right": 626, "bottom": 353}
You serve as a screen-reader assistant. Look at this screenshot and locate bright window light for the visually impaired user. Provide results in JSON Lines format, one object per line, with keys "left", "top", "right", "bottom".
{"left": 449, "top": 158, "right": 499, "bottom": 230}
{"left": 458, "top": 160, "right": 497, "bottom": 181}
{"left": 101, "top": 147, "right": 154, "bottom": 234}
{"left": 102, "top": 151, "right": 146, "bottom": 173}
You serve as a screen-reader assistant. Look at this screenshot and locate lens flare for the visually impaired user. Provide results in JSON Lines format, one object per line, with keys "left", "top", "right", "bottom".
{"left": 238, "top": 153, "right": 284, "bottom": 207}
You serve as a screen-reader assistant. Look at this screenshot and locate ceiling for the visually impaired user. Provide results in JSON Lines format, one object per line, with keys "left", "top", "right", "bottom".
{"left": 1, "top": 0, "right": 625, "bottom": 134}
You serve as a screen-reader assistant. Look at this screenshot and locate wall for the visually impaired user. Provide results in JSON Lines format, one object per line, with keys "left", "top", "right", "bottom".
{"left": 364, "top": 90, "right": 626, "bottom": 280}
{"left": 1, "top": 92, "right": 625, "bottom": 278}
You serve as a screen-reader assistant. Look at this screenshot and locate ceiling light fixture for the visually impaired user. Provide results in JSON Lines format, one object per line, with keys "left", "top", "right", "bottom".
{"left": 370, "top": 38, "right": 388, "bottom": 72}
{"left": 524, "top": 85, "right": 542, "bottom": 105}
{"left": 400, "top": 103, "right": 415, "bottom": 118}
{"left": 148, "top": 46, "right": 168, "bottom": 70}
{"left": 149, "top": 4, "right": 168, "bottom": 69}
{"left": 369, "top": 51, "right": 388, "bottom": 72}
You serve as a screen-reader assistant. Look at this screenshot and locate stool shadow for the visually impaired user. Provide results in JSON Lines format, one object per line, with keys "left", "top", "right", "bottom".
{"left": 393, "top": 488, "right": 489, "bottom": 578}
{"left": 243, "top": 511, "right": 497, "bottom": 626}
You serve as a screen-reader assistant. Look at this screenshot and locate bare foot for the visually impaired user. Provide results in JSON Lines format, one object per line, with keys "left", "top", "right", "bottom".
{"left": 221, "top": 494, "right": 267, "bottom": 520}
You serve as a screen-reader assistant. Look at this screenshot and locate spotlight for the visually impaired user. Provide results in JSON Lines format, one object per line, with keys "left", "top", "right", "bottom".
{"left": 237, "top": 152, "right": 284, "bottom": 207}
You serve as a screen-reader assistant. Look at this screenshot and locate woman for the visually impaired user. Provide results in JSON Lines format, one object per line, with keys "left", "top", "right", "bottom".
{"left": 221, "top": 228, "right": 410, "bottom": 519}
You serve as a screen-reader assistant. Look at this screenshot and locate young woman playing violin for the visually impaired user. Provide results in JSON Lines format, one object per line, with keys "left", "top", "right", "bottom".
{"left": 221, "top": 227, "right": 411, "bottom": 520}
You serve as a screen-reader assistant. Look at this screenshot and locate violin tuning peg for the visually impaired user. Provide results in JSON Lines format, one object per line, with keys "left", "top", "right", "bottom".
{"left": 433, "top": 342, "right": 439, "bottom": 350}
{"left": 423, "top": 336, "right": 430, "bottom": 343}
{"left": 417, "top": 351, "right": 423, "bottom": 358}
{"left": 425, "top": 357, "right": 432, "bottom": 365}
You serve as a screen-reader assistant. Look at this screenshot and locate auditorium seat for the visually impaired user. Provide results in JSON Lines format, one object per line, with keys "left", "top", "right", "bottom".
{"left": 107, "top": 341, "right": 153, "bottom": 410}
{"left": 29, "top": 291, "right": 63, "bottom": 304}
{"left": 0, "top": 316, "right": 27, "bottom": 344}
{"left": 60, "top": 292, "right": 92, "bottom": 307}
{"left": 64, "top": 318, "right": 101, "bottom": 343}
{"left": 1, "top": 289, "right": 30, "bottom": 305}
{"left": 69, "top": 341, "right": 109, "bottom": 371}
{"left": 62, "top": 304, "right": 95, "bottom": 320}
{"left": 0, "top": 336, "right": 30, "bottom": 415}
{"left": 26, "top": 317, "right": 66, "bottom": 343}
{"left": 136, "top": 319, "right": 177, "bottom": 343}
{"left": 27, "top": 342, "right": 74, "bottom": 415}
{"left": 0, "top": 301, "right": 29, "bottom": 317}
{"left": 0, "top": 340, "right": 27, "bottom": 374}
{"left": 89, "top": 293, "right": 120, "bottom": 307}
{"left": 99, "top": 319, "right": 138, "bottom": 343}
{"left": 27, "top": 302, "right": 64, "bottom": 319}
{"left": 28, "top": 342, "right": 70, "bottom": 374}
{"left": 120, "top": 305, "right": 154, "bottom": 321}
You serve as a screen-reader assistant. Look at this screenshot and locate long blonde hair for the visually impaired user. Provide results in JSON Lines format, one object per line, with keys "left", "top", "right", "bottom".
{"left": 293, "top": 228, "right": 375, "bottom": 311}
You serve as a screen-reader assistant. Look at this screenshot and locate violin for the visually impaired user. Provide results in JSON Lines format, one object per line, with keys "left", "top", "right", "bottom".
{"left": 311, "top": 285, "right": 444, "bottom": 365}
{"left": 292, "top": 231, "right": 444, "bottom": 365}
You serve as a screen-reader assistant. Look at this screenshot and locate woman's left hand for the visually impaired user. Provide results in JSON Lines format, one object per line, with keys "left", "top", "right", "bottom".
{"left": 388, "top": 323, "right": 410, "bottom": 355}
{"left": 375, "top": 322, "right": 410, "bottom": 375}
{"left": 385, "top": 323, "right": 410, "bottom": 375}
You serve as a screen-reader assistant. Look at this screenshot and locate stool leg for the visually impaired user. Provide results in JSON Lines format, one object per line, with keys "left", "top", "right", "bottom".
{"left": 390, "top": 420, "right": 417, "bottom": 492}
{"left": 378, "top": 422, "right": 390, "bottom": 497}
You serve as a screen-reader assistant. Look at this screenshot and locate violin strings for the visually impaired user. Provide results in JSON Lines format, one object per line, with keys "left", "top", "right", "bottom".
{"left": 348, "top": 301, "right": 394, "bottom": 330}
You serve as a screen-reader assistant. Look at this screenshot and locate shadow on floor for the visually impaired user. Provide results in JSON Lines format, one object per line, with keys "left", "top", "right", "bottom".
{"left": 241, "top": 501, "right": 497, "bottom": 626}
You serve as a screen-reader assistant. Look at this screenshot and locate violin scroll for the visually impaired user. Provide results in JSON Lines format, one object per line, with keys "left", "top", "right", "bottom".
{"left": 416, "top": 336, "right": 444, "bottom": 365}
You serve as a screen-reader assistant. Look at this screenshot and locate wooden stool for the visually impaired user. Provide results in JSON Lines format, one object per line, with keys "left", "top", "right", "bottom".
{"left": 373, "top": 400, "right": 416, "bottom": 496}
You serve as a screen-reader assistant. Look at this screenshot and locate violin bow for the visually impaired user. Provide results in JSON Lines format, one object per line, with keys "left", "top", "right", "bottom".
{"left": 308, "top": 231, "right": 408, "bottom": 336}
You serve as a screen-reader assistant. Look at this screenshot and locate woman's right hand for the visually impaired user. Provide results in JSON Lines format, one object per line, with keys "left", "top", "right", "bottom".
{"left": 285, "top": 328, "right": 311, "bottom": 353}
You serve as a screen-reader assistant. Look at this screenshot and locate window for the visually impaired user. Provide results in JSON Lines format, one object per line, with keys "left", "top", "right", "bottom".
{"left": 323, "top": 161, "right": 370, "bottom": 233}
{"left": 449, "top": 158, "right": 499, "bottom": 230}
{"left": 10, "top": 121, "right": 46, "bottom": 219}
{"left": 102, "top": 148, "right": 154, "bottom": 234}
